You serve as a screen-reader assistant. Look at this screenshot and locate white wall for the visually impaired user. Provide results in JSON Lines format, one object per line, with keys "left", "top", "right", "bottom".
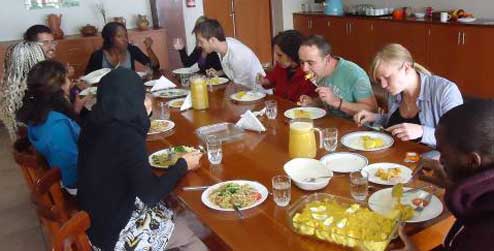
{"left": 0, "top": 0, "right": 151, "bottom": 41}
{"left": 282, "top": 0, "right": 304, "bottom": 30}
{"left": 181, "top": 0, "right": 204, "bottom": 54}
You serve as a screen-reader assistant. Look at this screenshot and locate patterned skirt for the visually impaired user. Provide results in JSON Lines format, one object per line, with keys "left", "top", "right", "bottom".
{"left": 109, "top": 197, "right": 175, "bottom": 251}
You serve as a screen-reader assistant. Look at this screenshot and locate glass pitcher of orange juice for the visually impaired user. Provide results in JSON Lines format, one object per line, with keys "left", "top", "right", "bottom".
{"left": 289, "top": 118, "right": 322, "bottom": 158}
{"left": 190, "top": 75, "right": 209, "bottom": 110}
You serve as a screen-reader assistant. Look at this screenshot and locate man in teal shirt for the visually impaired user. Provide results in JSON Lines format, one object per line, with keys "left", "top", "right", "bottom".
{"left": 298, "top": 35, "right": 377, "bottom": 117}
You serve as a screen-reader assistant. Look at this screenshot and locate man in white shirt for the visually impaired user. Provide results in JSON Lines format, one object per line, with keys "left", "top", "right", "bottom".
{"left": 193, "top": 18, "right": 264, "bottom": 87}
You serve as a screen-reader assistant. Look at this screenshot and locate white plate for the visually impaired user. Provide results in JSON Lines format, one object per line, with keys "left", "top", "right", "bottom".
{"left": 167, "top": 98, "right": 185, "bottom": 109}
{"left": 230, "top": 91, "right": 266, "bottom": 102}
{"left": 148, "top": 145, "right": 195, "bottom": 168}
{"left": 148, "top": 119, "right": 175, "bottom": 135}
{"left": 362, "top": 163, "right": 412, "bottom": 185}
{"left": 319, "top": 152, "right": 368, "bottom": 173}
{"left": 79, "top": 87, "right": 97, "bottom": 96}
{"left": 458, "top": 17, "right": 476, "bottom": 23}
{"left": 144, "top": 80, "right": 157, "bottom": 87}
{"left": 341, "top": 131, "right": 394, "bottom": 151}
{"left": 153, "top": 88, "right": 190, "bottom": 98}
{"left": 208, "top": 77, "right": 229, "bottom": 86}
{"left": 201, "top": 180, "right": 269, "bottom": 211}
{"left": 368, "top": 187, "right": 443, "bottom": 223}
{"left": 284, "top": 107, "right": 327, "bottom": 120}
{"left": 80, "top": 68, "right": 111, "bottom": 84}
{"left": 172, "top": 67, "right": 199, "bottom": 75}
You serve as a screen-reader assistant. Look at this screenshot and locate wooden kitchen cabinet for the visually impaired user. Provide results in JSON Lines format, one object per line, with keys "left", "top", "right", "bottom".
{"left": 344, "top": 18, "right": 375, "bottom": 70}
{"left": 373, "top": 20, "right": 428, "bottom": 67}
{"left": 430, "top": 24, "right": 494, "bottom": 98}
{"left": 313, "top": 16, "right": 348, "bottom": 59}
{"left": 293, "top": 14, "right": 312, "bottom": 36}
{"left": 204, "top": 0, "right": 272, "bottom": 63}
{"left": 294, "top": 13, "right": 494, "bottom": 98}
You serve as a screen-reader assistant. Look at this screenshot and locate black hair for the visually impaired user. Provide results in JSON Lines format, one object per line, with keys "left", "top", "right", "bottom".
{"left": 24, "top": 25, "right": 52, "bottom": 42}
{"left": 192, "top": 18, "right": 226, "bottom": 42}
{"left": 101, "top": 22, "right": 127, "bottom": 50}
{"left": 272, "top": 30, "right": 304, "bottom": 63}
{"left": 16, "top": 60, "right": 78, "bottom": 125}
{"left": 438, "top": 99, "right": 494, "bottom": 156}
{"left": 301, "top": 35, "right": 332, "bottom": 57}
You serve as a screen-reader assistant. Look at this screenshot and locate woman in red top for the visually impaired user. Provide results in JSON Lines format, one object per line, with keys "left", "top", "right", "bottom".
{"left": 259, "top": 30, "right": 316, "bottom": 102}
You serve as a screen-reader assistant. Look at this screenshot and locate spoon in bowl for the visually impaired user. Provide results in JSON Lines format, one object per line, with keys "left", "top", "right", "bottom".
{"left": 303, "top": 175, "right": 333, "bottom": 182}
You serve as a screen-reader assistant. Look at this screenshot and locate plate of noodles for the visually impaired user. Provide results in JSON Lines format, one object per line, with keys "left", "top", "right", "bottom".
{"left": 148, "top": 145, "right": 197, "bottom": 169}
{"left": 201, "top": 180, "right": 269, "bottom": 211}
{"left": 148, "top": 120, "right": 175, "bottom": 135}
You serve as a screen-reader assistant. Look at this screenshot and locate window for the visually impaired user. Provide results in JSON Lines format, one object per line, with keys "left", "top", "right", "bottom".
{"left": 25, "top": 0, "right": 79, "bottom": 10}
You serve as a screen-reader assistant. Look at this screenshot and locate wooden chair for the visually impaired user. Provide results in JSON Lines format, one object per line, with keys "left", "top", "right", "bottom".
{"left": 32, "top": 168, "right": 71, "bottom": 244}
{"left": 52, "top": 211, "right": 92, "bottom": 251}
{"left": 12, "top": 137, "right": 49, "bottom": 191}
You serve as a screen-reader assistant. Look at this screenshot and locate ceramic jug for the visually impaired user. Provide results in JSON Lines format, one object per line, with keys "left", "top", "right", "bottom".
{"left": 47, "top": 14, "right": 64, "bottom": 39}
{"left": 288, "top": 118, "right": 322, "bottom": 158}
{"left": 137, "top": 14, "right": 150, "bottom": 30}
{"left": 190, "top": 75, "right": 209, "bottom": 110}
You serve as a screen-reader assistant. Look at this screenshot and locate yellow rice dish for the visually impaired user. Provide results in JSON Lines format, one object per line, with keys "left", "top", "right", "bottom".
{"left": 291, "top": 199, "right": 397, "bottom": 251}
{"left": 361, "top": 136, "right": 385, "bottom": 150}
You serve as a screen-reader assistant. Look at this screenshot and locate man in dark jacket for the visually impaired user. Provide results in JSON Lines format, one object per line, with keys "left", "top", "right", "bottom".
{"left": 396, "top": 99, "right": 494, "bottom": 251}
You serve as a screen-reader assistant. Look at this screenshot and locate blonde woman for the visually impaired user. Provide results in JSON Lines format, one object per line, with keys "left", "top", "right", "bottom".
{"left": 0, "top": 42, "right": 45, "bottom": 140}
{"left": 354, "top": 44, "right": 463, "bottom": 147}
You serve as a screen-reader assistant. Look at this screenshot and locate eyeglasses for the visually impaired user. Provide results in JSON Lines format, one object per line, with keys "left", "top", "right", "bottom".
{"left": 36, "top": 40, "right": 58, "bottom": 47}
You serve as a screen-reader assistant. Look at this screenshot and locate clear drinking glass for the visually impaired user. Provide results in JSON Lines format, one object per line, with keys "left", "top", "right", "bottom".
{"left": 206, "top": 135, "right": 222, "bottom": 165}
{"left": 265, "top": 100, "right": 278, "bottom": 119}
{"left": 272, "top": 174, "right": 291, "bottom": 207}
{"left": 322, "top": 128, "right": 338, "bottom": 152}
{"left": 350, "top": 171, "right": 368, "bottom": 201}
{"left": 160, "top": 101, "right": 170, "bottom": 120}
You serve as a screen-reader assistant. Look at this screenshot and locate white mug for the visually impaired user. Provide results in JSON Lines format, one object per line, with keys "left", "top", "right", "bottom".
{"left": 440, "top": 12, "right": 449, "bottom": 22}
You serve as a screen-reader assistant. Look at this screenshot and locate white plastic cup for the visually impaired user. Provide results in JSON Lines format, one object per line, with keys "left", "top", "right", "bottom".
{"left": 440, "top": 12, "right": 449, "bottom": 22}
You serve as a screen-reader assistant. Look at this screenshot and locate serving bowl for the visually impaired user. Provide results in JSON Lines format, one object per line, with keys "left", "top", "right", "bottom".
{"left": 283, "top": 158, "right": 333, "bottom": 191}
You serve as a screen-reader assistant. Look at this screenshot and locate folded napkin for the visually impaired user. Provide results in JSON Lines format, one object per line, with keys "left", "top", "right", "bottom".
{"left": 180, "top": 93, "right": 192, "bottom": 111}
{"left": 83, "top": 96, "right": 97, "bottom": 111}
{"left": 150, "top": 75, "right": 177, "bottom": 92}
{"left": 236, "top": 110, "right": 266, "bottom": 132}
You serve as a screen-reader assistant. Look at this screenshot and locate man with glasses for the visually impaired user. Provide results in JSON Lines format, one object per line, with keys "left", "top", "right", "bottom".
{"left": 298, "top": 35, "right": 377, "bottom": 117}
{"left": 24, "top": 24, "right": 57, "bottom": 59}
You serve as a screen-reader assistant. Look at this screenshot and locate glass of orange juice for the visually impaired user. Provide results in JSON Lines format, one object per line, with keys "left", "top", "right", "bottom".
{"left": 190, "top": 74, "right": 209, "bottom": 110}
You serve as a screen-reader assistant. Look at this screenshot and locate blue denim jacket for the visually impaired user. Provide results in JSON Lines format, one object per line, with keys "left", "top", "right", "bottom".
{"left": 376, "top": 72, "right": 463, "bottom": 147}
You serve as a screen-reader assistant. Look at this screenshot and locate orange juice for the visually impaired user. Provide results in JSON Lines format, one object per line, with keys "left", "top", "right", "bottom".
{"left": 190, "top": 76, "right": 209, "bottom": 110}
{"left": 289, "top": 121, "right": 317, "bottom": 158}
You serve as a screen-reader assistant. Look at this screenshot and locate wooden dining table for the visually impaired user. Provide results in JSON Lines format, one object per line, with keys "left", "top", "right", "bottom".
{"left": 146, "top": 76, "right": 454, "bottom": 251}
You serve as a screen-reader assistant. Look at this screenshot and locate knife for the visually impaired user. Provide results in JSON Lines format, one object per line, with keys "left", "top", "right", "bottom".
{"left": 182, "top": 186, "right": 210, "bottom": 191}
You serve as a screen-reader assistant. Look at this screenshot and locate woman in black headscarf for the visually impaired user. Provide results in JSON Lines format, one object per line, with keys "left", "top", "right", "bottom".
{"left": 77, "top": 68, "right": 205, "bottom": 251}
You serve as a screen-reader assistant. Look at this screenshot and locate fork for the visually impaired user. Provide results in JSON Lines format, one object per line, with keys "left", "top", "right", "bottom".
{"left": 231, "top": 201, "right": 244, "bottom": 219}
{"left": 414, "top": 188, "right": 435, "bottom": 213}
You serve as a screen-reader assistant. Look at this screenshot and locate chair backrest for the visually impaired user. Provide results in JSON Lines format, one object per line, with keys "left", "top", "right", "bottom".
{"left": 32, "top": 168, "right": 72, "bottom": 247}
{"left": 32, "top": 168, "right": 70, "bottom": 224}
{"left": 52, "top": 211, "right": 92, "bottom": 251}
{"left": 12, "top": 137, "right": 49, "bottom": 190}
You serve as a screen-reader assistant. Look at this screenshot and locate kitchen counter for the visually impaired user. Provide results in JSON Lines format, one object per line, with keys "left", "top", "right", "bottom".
{"left": 294, "top": 12, "right": 494, "bottom": 27}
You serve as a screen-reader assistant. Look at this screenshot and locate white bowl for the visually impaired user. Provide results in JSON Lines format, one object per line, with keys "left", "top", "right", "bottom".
{"left": 414, "top": 12, "right": 425, "bottom": 18}
{"left": 283, "top": 158, "right": 333, "bottom": 191}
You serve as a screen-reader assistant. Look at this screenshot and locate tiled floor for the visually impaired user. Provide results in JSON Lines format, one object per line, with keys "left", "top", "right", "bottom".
{"left": 0, "top": 127, "right": 46, "bottom": 250}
